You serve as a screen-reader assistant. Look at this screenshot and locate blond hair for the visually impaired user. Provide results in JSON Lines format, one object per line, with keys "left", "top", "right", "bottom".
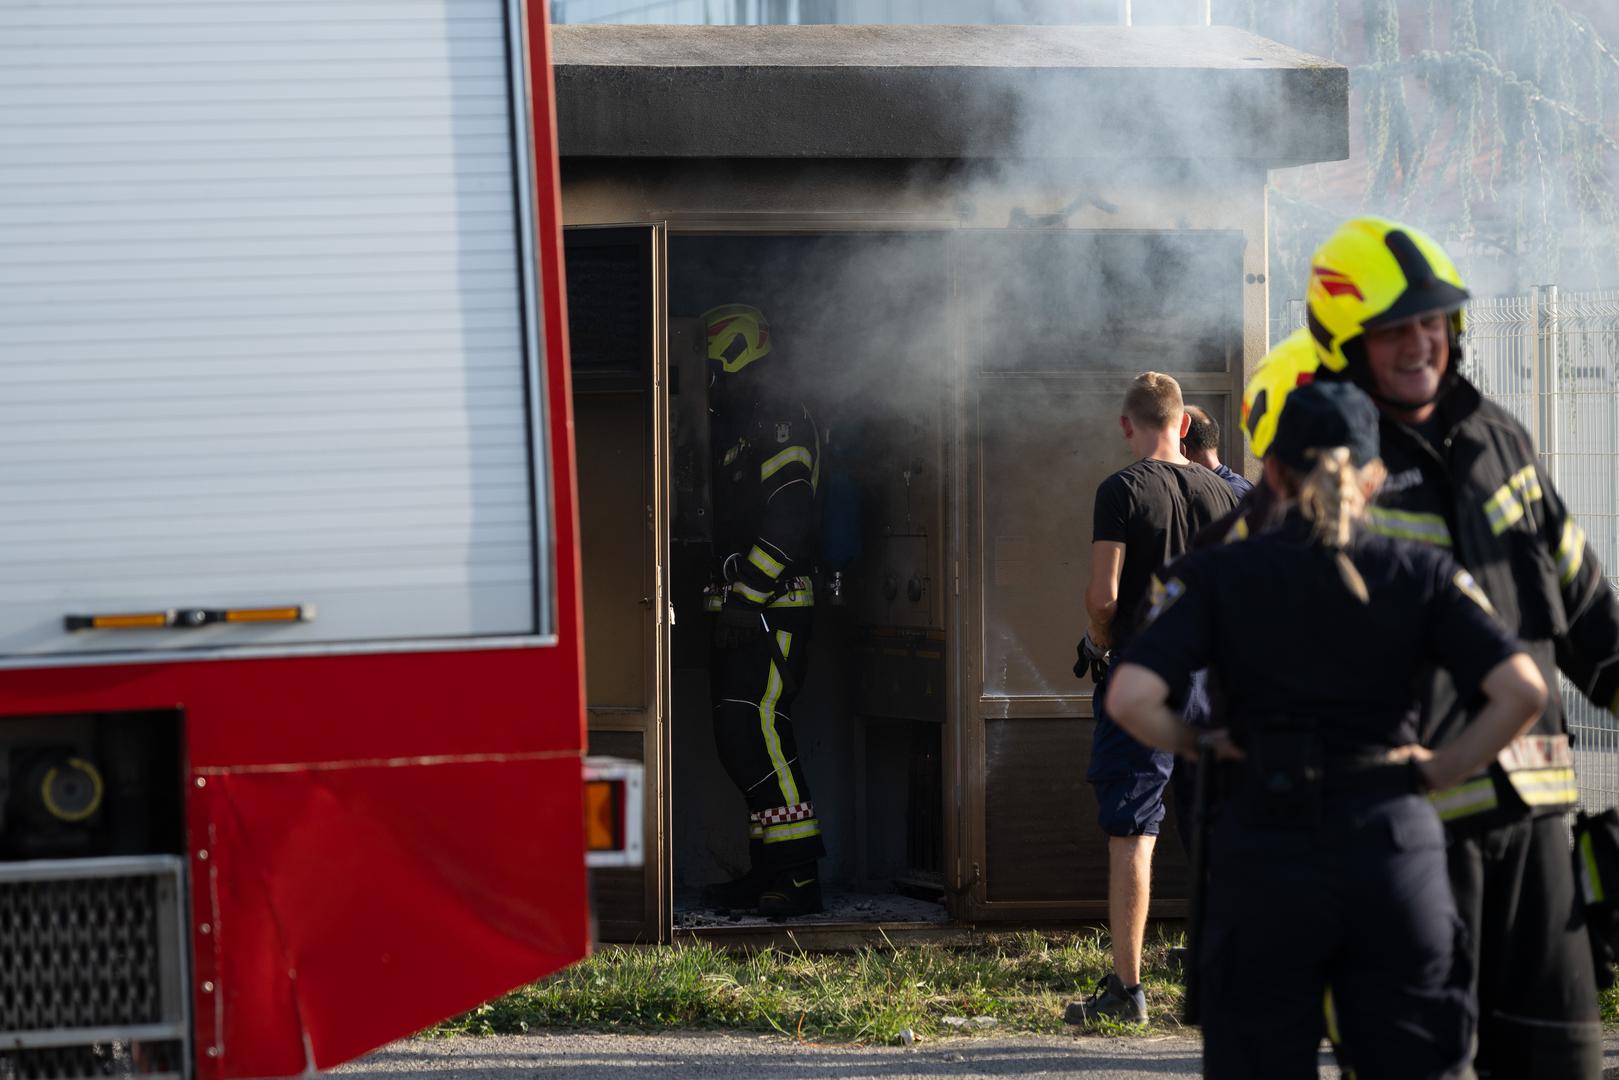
{"left": 1295, "top": 447, "right": 1387, "bottom": 604}
{"left": 1121, "top": 372, "right": 1184, "bottom": 431}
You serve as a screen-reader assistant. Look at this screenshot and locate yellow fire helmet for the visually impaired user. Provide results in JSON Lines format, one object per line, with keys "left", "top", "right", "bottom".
{"left": 702, "top": 303, "right": 772, "bottom": 375}
{"left": 1305, "top": 216, "right": 1470, "bottom": 378}
{"left": 1241, "top": 327, "right": 1325, "bottom": 458}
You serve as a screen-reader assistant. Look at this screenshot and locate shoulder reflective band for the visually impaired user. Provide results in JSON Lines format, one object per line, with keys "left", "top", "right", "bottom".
{"left": 1484, "top": 465, "right": 1544, "bottom": 536}
{"left": 1557, "top": 519, "right": 1587, "bottom": 586}
{"left": 65, "top": 605, "right": 313, "bottom": 631}
{"left": 1365, "top": 506, "right": 1453, "bottom": 547}
{"left": 760, "top": 445, "right": 812, "bottom": 481}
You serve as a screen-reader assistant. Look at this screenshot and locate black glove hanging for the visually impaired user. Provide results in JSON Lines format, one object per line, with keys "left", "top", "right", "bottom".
{"left": 1075, "top": 632, "right": 1112, "bottom": 685}
{"left": 715, "top": 602, "right": 766, "bottom": 650}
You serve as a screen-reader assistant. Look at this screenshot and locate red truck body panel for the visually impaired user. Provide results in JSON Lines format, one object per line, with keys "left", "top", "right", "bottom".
{"left": 0, "top": 4, "right": 588, "bottom": 1075}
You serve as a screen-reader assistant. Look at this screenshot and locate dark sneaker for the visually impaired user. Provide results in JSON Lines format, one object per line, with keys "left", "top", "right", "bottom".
{"left": 701, "top": 867, "right": 767, "bottom": 910}
{"left": 758, "top": 864, "right": 822, "bottom": 918}
{"left": 1063, "top": 974, "right": 1147, "bottom": 1026}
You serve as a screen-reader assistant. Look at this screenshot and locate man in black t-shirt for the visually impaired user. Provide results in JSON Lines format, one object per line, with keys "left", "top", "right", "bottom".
{"left": 1066, "top": 372, "right": 1238, "bottom": 1026}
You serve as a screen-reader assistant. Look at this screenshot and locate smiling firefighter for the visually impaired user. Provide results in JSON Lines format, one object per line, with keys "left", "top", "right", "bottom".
{"left": 1239, "top": 216, "right": 1619, "bottom": 1079}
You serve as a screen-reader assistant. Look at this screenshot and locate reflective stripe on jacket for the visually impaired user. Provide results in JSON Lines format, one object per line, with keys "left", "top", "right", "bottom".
{"left": 1367, "top": 374, "right": 1619, "bottom": 816}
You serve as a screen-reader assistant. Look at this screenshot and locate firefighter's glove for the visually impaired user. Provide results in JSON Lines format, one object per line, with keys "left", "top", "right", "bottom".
{"left": 1075, "top": 632, "right": 1112, "bottom": 685}
{"left": 715, "top": 602, "right": 767, "bottom": 651}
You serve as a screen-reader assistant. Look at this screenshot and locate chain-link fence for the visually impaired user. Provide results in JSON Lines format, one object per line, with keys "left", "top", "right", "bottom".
{"left": 1465, "top": 289, "right": 1619, "bottom": 813}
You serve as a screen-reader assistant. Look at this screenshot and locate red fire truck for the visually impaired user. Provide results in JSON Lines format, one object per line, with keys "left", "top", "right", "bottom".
{"left": 0, "top": 3, "right": 625, "bottom": 1077}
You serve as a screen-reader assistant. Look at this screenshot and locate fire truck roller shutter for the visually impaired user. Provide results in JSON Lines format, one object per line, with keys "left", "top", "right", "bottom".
{"left": 0, "top": 0, "right": 551, "bottom": 661}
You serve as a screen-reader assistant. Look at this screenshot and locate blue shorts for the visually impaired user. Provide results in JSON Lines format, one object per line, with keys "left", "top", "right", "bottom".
{"left": 1093, "top": 770, "right": 1172, "bottom": 837}
{"left": 1087, "top": 668, "right": 1175, "bottom": 837}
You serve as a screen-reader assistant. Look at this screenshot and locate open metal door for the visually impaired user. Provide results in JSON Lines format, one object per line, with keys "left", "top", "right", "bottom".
{"left": 954, "top": 228, "right": 1245, "bottom": 922}
{"left": 564, "top": 223, "right": 672, "bottom": 943}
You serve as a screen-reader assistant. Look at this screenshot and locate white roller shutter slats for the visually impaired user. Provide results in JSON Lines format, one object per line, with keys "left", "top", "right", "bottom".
{"left": 0, "top": 1, "right": 549, "bottom": 661}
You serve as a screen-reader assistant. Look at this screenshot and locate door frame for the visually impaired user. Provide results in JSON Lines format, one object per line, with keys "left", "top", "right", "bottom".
{"left": 659, "top": 216, "right": 971, "bottom": 922}
{"left": 566, "top": 222, "right": 672, "bottom": 942}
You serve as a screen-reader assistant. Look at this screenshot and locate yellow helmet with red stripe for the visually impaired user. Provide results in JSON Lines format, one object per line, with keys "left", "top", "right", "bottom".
{"left": 1241, "top": 328, "right": 1324, "bottom": 458}
{"left": 702, "top": 303, "right": 772, "bottom": 375}
{"left": 1306, "top": 217, "right": 1469, "bottom": 378}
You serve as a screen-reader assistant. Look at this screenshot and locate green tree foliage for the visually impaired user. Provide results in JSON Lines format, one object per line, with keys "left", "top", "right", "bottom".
{"left": 1215, "top": 0, "right": 1619, "bottom": 303}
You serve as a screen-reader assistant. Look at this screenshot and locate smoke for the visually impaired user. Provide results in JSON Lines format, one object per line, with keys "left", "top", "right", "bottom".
{"left": 649, "top": 16, "right": 1331, "bottom": 694}
{"left": 1225, "top": 0, "right": 1619, "bottom": 307}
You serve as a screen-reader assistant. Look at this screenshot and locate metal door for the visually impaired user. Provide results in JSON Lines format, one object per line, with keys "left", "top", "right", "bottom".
{"left": 565, "top": 223, "right": 672, "bottom": 942}
{"left": 954, "top": 228, "right": 1245, "bottom": 921}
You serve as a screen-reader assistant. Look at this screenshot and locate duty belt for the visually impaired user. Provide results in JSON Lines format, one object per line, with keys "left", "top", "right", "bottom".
{"left": 1236, "top": 729, "right": 1425, "bottom": 827}
{"left": 703, "top": 575, "right": 815, "bottom": 612}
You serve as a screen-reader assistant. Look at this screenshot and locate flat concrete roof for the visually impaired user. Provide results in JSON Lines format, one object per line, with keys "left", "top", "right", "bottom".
{"left": 554, "top": 24, "right": 1347, "bottom": 165}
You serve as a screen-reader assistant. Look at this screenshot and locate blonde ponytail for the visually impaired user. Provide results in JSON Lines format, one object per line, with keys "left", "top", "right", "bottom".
{"left": 1297, "top": 446, "right": 1378, "bottom": 603}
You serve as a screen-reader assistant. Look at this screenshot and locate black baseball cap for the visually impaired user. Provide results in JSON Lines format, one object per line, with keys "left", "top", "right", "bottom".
{"left": 1268, "top": 380, "right": 1381, "bottom": 470}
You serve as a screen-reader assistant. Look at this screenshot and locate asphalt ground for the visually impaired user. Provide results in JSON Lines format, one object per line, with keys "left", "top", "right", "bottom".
{"left": 338, "top": 1032, "right": 1619, "bottom": 1079}
{"left": 334, "top": 1032, "right": 1327, "bottom": 1079}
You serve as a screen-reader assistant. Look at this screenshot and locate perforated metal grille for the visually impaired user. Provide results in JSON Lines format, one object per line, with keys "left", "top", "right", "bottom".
{"left": 1, "top": 1040, "right": 183, "bottom": 1080}
{"left": 0, "top": 875, "right": 163, "bottom": 1033}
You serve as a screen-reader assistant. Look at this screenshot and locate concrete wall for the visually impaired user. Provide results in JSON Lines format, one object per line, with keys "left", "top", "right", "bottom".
{"left": 553, "top": 0, "right": 1208, "bottom": 25}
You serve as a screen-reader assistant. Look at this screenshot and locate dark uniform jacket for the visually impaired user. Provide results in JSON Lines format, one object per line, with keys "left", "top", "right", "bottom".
{"left": 1366, "top": 373, "right": 1619, "bottom": 818}
{"left": 709, "top": 389, "right": 820, "bottom": 613}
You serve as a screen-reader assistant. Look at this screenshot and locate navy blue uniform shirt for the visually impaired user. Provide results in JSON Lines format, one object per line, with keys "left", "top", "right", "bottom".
{"left": 1123, "top": 514, "right": 1522, "bottom": 756}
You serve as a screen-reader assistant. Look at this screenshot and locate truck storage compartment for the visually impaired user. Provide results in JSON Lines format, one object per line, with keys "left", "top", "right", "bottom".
{"left": 0, "top": 0, "right": 552, "bottom": 662}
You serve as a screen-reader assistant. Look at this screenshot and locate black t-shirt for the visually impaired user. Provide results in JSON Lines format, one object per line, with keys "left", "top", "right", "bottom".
{"left": 1092, "top": 458, "right": 1240, "bottom": 649}
{"left": 1122, "top": 518, "right": 1522, "bottom": 755}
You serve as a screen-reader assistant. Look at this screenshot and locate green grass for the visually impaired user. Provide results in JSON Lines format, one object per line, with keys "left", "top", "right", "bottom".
{"left": 431, "top": 928, "right": 1189, "bottom": 1045}
{"left": 1601, "top": 981, "right": 1619, "bottom": 1026}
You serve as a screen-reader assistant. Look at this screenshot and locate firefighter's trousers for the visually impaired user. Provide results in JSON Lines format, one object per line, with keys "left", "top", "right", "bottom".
{"left": 1450, "top": 813, "right": 1603, "bottom": 1079}
{"left": 711, "top": 605, "right": 825, "bottom": 870}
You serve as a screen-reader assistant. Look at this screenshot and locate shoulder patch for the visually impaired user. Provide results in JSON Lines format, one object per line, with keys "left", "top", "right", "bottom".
{"left": 1382, "top": 467, "right": 1424, "bottom": 495}
{"left": 776, "top": 421, "right": 791, "bottom": 444}
{"left": 1145, "top": 575, "right": 1186, "bottom": 623}
{"left": 1453, "top": 569, "right": 1495, "bottom": 614}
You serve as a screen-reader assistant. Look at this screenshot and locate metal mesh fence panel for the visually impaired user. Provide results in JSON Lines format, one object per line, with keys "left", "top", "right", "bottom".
{"left": 1465, "top": 289, "right": 1619, "bottom": 813}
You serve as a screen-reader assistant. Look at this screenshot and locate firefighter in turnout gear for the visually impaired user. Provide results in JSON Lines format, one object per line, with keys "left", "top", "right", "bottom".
{"left": 1243, "top": 216, "right": 1619, "bottom": 1078}
{"left": 700, "top": 304, "right": 826, "bottom": 917}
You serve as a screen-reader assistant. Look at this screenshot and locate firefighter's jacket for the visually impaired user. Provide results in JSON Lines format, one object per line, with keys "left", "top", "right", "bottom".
{"left": 1367, "top": 372, "right": 1619, "bottom": 820}
{"left": 708, "top": 391, "right": 820, "bottom": 613}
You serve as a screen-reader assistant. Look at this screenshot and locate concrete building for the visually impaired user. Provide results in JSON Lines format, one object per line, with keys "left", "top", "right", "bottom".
{"left": 553, "top": 1, "right": 1209, "bottom": 26}
{"left": 554, "top": 22, "right": 1346, "bottom": 942}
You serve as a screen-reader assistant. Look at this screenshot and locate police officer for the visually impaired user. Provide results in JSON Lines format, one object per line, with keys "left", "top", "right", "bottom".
{"left": 1106, "top": 380, "right": 1547, "bottom": 1078}
{"left": 700, "top": 304, "right": 825, "bottom": 917}
{"left": 1247, "top": 217, "right": 1619, "bottom": 1077}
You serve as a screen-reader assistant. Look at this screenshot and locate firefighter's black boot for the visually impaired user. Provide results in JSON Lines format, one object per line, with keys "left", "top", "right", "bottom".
{"left": 702, "top": 841, "right": 767, "bottom": 910}
{"left": 758, "top": 862, "right": 822, "bottom": 918}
